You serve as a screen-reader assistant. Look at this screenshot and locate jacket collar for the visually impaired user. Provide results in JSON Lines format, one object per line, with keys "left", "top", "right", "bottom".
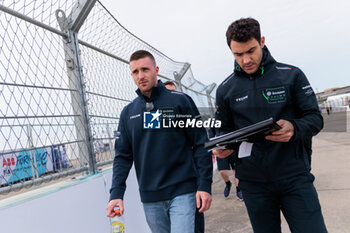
{"left": 234, "top": 46, "right": 276, "bottom": 78}
{"left": 136, "top": 80, "right": 166, "bottom": 102}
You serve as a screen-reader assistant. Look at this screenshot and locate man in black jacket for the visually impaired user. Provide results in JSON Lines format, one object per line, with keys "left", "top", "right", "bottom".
{"left": 106, "top": 50, "right": 212, "bottom": 233}
{"left": 214, "top": 18, "right": 327, "bottom": 233}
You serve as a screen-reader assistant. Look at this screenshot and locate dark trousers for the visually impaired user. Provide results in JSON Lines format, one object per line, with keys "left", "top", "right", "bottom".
{"left": 239, "top": 173, "right": 327, "bottom": 233}
{"left": 195, "top": 209, "right": 205, "bottom": 233}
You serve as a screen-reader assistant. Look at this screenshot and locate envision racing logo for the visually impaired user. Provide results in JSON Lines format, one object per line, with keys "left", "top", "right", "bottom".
{"left": 262, "top": 86, "right": 287, "bottom": 104}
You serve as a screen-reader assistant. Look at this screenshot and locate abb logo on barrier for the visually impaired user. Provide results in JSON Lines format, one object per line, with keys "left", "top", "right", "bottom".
{"left": 2, "top": 158, "right": 16, "bottom": 167}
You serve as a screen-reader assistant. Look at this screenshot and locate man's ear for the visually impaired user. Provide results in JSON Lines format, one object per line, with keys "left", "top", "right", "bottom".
{"left": 260, "top": 36, "right": 265, "bottom": 48}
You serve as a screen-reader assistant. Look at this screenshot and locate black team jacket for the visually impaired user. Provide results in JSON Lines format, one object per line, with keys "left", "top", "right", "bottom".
{"left": 215, "top": 46, "right": 323, "bottom": 182}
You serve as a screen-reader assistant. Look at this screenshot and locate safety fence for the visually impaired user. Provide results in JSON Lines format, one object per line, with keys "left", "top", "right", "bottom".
{"left": 0, "top": 0, "right": 216, "bottom": 195}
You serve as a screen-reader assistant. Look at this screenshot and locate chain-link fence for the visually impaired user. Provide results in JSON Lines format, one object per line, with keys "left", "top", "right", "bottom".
{"left": 0, "top": 0, "right": 216, "bottom": 195}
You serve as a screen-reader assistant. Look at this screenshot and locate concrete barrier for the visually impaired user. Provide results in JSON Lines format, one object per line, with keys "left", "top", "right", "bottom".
{"left": 0, "top": 167, "right": 151, "bottom": 233}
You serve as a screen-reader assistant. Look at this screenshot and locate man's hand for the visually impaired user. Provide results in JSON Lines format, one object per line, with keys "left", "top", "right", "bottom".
{"left": 265, "top": 119, "right": 294, "bottom": 142}
{"left": 106, "top": 199, "right": 124, "bottom": 217}
{"left": 212, "top": 149, "right": 233, "bottom": 159}
{"left": 196, "top": 191, "right": 212, "bottom": 213}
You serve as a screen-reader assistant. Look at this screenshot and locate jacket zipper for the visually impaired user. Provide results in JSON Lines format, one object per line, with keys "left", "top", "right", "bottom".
{"left": 251, "top": 76, "right": 270, "bottom": 182}
{"left": 252, "top": 77, "right": 261, "bottom": 118}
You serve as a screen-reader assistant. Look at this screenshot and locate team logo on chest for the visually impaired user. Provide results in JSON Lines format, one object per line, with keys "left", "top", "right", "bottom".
{"left": 262, "top": 86, "right": 287, "bottom": 104}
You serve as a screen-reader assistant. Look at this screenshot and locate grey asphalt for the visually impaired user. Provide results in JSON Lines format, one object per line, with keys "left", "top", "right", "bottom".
{"left": 205, "top": 111, "right": 350, "bottom": 233}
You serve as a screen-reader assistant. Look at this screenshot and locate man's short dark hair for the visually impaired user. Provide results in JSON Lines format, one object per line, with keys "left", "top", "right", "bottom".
{"left": 129, "top": 50, "right": 156, "bottom": 64}
{"left": 226, "top": 17, "right": 261, "bottom": 47}
{"left": 164, "top": 81, "right": 176, "bottom": 86}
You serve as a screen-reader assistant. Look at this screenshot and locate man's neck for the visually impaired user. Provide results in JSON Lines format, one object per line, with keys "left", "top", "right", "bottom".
{"left": 142, "top": 90, "right": 152, "bottom": 99}
{"left": 141, "top": 80, "right": 158, "bottom": 99}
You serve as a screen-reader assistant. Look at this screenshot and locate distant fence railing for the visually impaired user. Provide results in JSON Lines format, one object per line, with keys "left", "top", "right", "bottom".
{"left": 0, "top": 0, "right": 216, "bottom": 195}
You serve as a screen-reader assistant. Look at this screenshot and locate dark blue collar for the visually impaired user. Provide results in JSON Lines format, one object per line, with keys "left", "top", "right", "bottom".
{"left": 136, "top": 80, "right": 166, "bottom": 102}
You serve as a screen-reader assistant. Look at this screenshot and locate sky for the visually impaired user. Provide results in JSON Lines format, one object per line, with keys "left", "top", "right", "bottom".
{"left": 99, "top": 0, "right": 350, "bottom": 93}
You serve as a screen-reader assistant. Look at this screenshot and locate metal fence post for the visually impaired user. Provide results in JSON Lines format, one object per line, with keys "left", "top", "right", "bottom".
{"left": 173, "top": 63, "right": 191, "bottom": 92}
{"left": 26, "top": 124, "right": 39, "bottom": 180}
{"left": 68, "top": 0, "right": 97, "bottom": 33}
{"left": 106, "top": 123, "right": 115, "bottom": 160}
{"left": 205, "top": 83, "right": 216, "bottom": 117}
{"left": 55, "top": 0, "right": 97, "bottom": 175}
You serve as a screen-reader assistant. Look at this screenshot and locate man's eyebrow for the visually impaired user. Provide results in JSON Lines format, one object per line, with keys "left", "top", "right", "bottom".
{"left": 131, "top": 66, "right": 150, "bottom": 73}
{"left": 247, "top": 46, "right": 256, "bottom": 52}
{"left": 234, "top": 46, "right": 257, "bottom": 55}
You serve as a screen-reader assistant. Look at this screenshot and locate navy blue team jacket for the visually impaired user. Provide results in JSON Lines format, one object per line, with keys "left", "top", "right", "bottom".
{"left": 110, "top": 81, "right": 213, "bottom": 203}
